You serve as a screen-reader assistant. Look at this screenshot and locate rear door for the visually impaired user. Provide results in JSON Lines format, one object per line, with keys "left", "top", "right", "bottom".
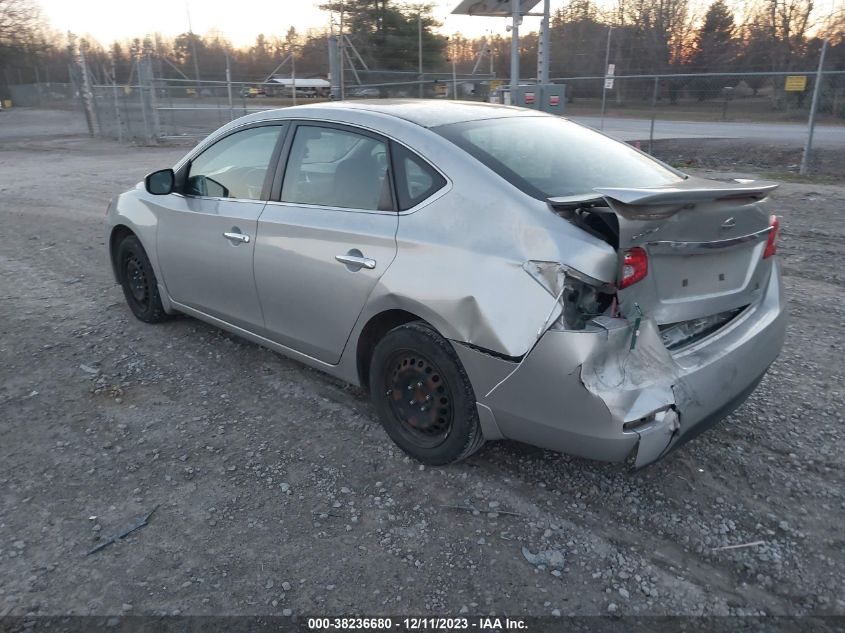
{"left": 254, "top": 122, "right": 398, "bottom": 364}
{"left": 155, "top": 123, "right": 286, "bottom": 331}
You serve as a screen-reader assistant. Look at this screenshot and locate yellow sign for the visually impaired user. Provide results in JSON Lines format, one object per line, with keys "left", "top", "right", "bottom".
{"left": 489, "top": 80, "right": 502, "bottom": 91}
{"left": 784, "top": 75, "right": 807, "bottom": 91}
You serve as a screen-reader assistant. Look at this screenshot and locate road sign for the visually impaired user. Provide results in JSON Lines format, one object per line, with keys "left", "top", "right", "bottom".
{"left": 785, "top": 75, "right": 807, "bottom": 91}
{"left": 604, "top": 63, "right": 615, "bottom": 90}
{"left": 525, "top": 91, "right": 535, "bottom": 104}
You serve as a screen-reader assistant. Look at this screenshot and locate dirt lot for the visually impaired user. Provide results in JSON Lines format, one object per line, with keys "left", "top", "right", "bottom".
{"left": 0, "top": 108, "right": 843, "bottom": 619}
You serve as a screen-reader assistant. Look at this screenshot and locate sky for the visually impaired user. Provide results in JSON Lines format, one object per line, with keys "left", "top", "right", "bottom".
{"left": 37, "top": 0, "right": 553, "bottom": 47}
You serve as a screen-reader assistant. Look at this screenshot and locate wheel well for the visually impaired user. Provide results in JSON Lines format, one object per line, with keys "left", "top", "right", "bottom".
{"left": 356, "top": 309, "right": 424, "bottom": 390}
{"left": 109, "top": 225, "right": 136, "bottom": 280}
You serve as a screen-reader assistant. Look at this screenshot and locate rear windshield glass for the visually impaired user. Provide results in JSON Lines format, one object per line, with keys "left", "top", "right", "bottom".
{"left": 433, "top": 116, "right": 683, "bottom": 199}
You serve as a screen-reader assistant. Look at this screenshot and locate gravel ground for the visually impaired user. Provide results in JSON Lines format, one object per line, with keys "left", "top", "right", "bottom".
{"left": 0, "top": 109, "right": 843, "bottom": 619}
{"left": 650, "top": 138, "right": 845, "bottom": 178}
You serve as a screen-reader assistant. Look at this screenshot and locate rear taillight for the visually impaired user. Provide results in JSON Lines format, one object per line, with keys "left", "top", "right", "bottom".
{"left": 619, "top": 247, "right": 648, "bottom": 289}
{"left": 763, "top": 215, "right": 779, "bottom": 259}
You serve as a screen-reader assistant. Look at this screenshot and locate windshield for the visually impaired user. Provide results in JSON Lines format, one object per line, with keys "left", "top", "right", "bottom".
{"left": 433, "top": 116, "right": 684, "bottom": 199}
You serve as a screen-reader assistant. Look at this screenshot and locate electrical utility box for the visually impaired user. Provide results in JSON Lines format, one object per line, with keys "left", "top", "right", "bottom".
{"left": 511, "top": 84, "right": 566, "bottom": 115}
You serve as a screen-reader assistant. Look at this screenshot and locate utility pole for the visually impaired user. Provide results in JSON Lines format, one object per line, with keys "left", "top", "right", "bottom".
{"left": 509, "top": 0, "right": 520, "bottom": 93}
{"left": 418, "top": 11, "right": 424, "bottom": 98}
{"left": 186, "top": 2, "right": 201, "bottom": 95}
{"left": 328, "top": 36, "right": 341, "bottom": 100}
{"left": 600, "top": 26, "right": 613, "bottom": 130}
{"left": 537, "top": 0, "right": 550, "bottom": 84}
{"left": 800, "top": 38, "right": 829, "bottom": 175}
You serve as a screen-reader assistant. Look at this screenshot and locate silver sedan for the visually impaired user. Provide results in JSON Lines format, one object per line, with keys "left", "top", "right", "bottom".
{"left": 106, "top": 100, "right": 786, "bottom": 467}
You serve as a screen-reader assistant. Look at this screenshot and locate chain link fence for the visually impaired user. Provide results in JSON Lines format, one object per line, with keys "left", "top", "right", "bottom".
{"left": 6, "top": 67, "right": 843, "bottom": 172}
{"left": 84, "top": 72, "right": 494, "bottom": 142}
{"left": 560, "top": 71, "right": 844, "bottom": 121}
{"left": 552, "top": 71, "right": 845, "bottom": 160}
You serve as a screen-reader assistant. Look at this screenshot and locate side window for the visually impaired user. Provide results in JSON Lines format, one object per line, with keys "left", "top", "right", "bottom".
{"left": 281, "top": 125, "right": 391, "bottom": 211}
{"left": 391, "top": 142, "right": 446, "bottom": 211}
{"left": 186, "top": 125, "right": 283, "bottom": 200}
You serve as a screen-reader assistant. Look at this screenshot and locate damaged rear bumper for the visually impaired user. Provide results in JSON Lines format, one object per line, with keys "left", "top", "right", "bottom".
{"left": 454, "top": 262, "right": 787, "bottom": 468}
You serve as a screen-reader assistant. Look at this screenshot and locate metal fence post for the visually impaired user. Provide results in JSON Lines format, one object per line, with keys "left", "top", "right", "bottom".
{"left": 144, "top": 54, "right": 161, "bottom": 142}
{"left": 122, "top": 89, "right": 134, "bottom": 139}
{"left": 600, "top": 26, "right": 613, "bottom": 130}
{"left": 136, "top": 58, "right": 151, "bottom": 143}
{"left": 800, "top": 39, "right": 829, "bottom": 176}
{"left": 418, "top": 12, "right": 423, "bottom": 98}
{"left": 111, "top": 54, "right": 124, "bottom": 143}
{"left": 649, "top": 76, "right": 659, "bottom": 154}
{"left": 78, "top": 43, "right": 99, "bottom": 137}
{"left": 226, "top": 52, "right": 234, "bottom": 121}
{"left": 291, "top": 48, "right": 298, "bottom": 106}
{"left": 168, "top": 83, "right": 176, "bottom": 136}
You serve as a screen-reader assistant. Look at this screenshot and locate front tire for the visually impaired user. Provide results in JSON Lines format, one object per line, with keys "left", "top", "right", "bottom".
{"left": 368, "top": 321, "right": 484, "bottom": 465}
{"left": 116, "top": 235, "right": 167, "bottom": 323}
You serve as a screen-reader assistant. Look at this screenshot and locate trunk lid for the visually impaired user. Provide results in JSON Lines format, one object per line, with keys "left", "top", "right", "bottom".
{"left": 551, "top": 177, "right": 778, "bottom": 326}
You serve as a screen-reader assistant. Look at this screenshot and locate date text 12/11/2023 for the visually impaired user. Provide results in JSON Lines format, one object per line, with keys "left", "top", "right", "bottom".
{"left": 307, "top": 617, "right": 529, "bottom": 630}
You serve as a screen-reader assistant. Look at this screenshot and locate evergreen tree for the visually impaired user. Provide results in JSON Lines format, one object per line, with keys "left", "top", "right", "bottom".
{"left": 692, "top": 0, "right": 736, "bottom": 72}
{"left": 320, "top": 1, "right": 445, "bottom": 71}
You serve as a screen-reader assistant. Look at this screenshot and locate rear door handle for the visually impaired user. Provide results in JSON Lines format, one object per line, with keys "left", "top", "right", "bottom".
{"left": 335, "top": 254, "right": 376, "bottom": 270}
{"left": 223, "top": 231, "right": 250, "bottom": 244}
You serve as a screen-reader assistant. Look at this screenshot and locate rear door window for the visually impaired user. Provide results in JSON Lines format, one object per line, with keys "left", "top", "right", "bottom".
{"left": 281, "top": 125, "right": 392, "bottom": 211}
{"left": 390, "top": 142, "right": 446, "bottom": 211}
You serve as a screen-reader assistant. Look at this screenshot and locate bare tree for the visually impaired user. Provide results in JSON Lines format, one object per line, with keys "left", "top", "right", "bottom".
{"left": 614, "top": 0, "right": 692, "bottom": 70}
{"left": 818, "top": 2, "right": 845, "bottom": 43}
{"left": 765, "top": 0, "right": 815, "bottom": 68}
{"left": 0, "top": 0, "right": 41, "bottom": 48}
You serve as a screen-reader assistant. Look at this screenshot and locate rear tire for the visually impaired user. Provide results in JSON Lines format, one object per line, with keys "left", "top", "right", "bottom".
{"left": 116, "top": 235, "right": 167, "bottom": 324}
{"left": 368, "top": 321, "right": 484, "bottom": 465}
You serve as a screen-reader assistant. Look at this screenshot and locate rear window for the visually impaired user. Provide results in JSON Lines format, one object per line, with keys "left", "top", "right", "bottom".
{"left": 433, "top": 116, "right": 683, "bottom": 199}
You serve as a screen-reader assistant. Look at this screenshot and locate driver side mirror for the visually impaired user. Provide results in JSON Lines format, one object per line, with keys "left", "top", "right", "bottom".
{"left": 145, "top": 168, "right": 175, "bottom": 195}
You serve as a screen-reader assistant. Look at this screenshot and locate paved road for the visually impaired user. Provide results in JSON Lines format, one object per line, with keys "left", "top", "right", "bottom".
{"left": 569, "top": 115, "right": 845, "bottom": 148}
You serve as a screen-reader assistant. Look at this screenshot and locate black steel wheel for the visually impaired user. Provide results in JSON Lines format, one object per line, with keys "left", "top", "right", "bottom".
{"left": 369, "top": 321, "right": 484, "bottom": 464}
{"left": 384, "top": 349, "right": 454, "bottom": 449}
{"left": 116, "top": 235, "right": 167, "bottom": 323}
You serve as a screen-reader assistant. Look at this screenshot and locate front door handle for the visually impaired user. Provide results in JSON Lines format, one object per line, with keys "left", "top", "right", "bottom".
{"left": 335, "top": 254, "right": 376, "bottom": 270}
{"left": 223, "top": 231, "right": 250, "bottom": 244}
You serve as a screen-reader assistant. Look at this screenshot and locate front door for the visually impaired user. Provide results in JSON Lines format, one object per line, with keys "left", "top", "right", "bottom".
{"left": 155, "top": 124, "right": 286, "bottom": 331}
{"left": 254, "top": 123, "right": 398, "bottom": 364}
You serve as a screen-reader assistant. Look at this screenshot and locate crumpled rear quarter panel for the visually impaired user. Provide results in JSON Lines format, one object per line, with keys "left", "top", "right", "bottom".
{"left": 453, "top": 261, "right": 787, "bottom": 466}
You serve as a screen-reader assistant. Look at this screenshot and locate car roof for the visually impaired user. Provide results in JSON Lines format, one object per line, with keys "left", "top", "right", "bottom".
{"left": 261, "top": 99, "right": 545, "bottom": 129}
